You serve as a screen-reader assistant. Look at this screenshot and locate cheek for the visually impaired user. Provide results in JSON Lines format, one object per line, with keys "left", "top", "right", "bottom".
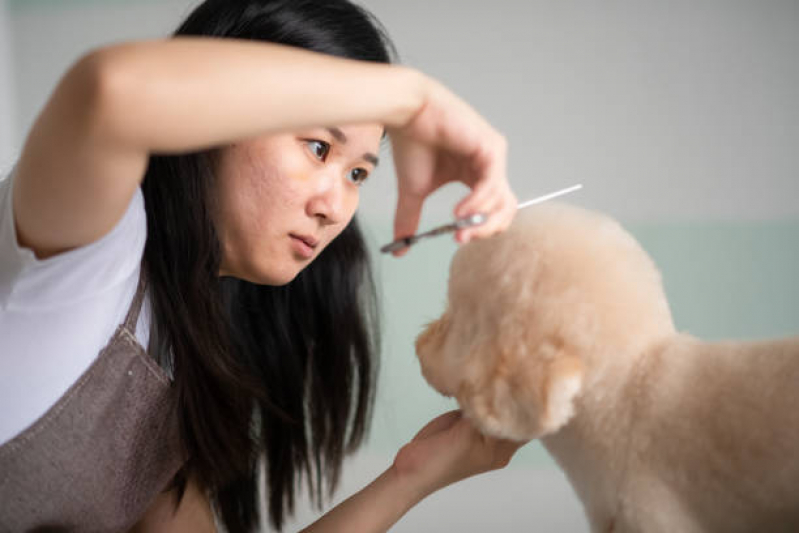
{"left": 337, "top": 184, "right": 360, "bottom": 220}
{"left": 235, "top": 159, "right": 305, "bottom": 226}
{"left": 346, "top": 190, "right": 360, "bottom": 214}
{"left": 287, "top": 169, "right": 313, "bottom": 184}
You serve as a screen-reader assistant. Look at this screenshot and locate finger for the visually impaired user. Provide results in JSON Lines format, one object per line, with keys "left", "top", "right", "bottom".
{"left": 453, "top": 179, "right": 507, "bottom": 243}
{"left": 471, "top": 191, "right": 516, "bottom": 241}
{"left": 474, "top": 434, "right": 528, "bottom": 470}
{"left": 495, "top": 436, "right": 528, "bottom": 455}
{"left": 456, "top": 187, "right": 516, "bottom": 243}
{"left": 411, "top": 410, "right": 462, "bottom": 442}
{"left": 454, "top": 192, "right": 501, "bottom": 243}
{"left": 455, "top": 135, "right": 508, "bottom": 219}
{"left": 454, "top": 175, "right": 494, "bottom": 220}
{"left": 392, "top": 192, "right": 425, "bottom": 257}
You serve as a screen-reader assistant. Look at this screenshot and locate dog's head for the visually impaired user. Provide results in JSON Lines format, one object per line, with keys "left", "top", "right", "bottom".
{"left": 416, "top": 202, "right": 674, "bottom": 441}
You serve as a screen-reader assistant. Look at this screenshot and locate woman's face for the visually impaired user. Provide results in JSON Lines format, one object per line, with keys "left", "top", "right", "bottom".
{"left": 214, "top": 123, "right": 383, "bottom": 284}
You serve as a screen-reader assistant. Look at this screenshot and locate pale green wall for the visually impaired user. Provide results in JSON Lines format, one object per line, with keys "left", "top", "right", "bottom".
{"left": 635, "top": 221, "right": 799, "bottom": 341}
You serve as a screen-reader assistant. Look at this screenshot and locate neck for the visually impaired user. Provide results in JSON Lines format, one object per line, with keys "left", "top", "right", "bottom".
{"left": 540, "top": 335, "right": 673, "bottom": 517}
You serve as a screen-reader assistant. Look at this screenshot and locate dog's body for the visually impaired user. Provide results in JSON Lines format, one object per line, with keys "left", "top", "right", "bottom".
{"left": 415, "top": 203, "right": 799, "bottom": 532}
{"left": 547, "top": 334, "right": 799, "bottom": 533}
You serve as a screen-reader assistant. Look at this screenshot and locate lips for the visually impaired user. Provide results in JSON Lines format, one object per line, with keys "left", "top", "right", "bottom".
{"left": 290, "top": 234, "right": 318, "bottom": 249}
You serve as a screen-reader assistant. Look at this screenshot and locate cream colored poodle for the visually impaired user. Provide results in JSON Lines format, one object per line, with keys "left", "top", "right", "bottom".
{"left": 415, "top": 203, "right": 799, "bottom": 533}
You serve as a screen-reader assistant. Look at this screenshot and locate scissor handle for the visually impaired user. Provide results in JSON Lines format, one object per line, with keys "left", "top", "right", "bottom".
{"left": 380, "top": 238, "right": 413, "bottom": 254}
{"left": 379, "top": 213, "right": 488, "bottom": 254}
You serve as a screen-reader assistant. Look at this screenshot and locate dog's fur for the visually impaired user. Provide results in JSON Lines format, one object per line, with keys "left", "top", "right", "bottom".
{"left": 415, "top": 203, "right": 799, "bottom": 532}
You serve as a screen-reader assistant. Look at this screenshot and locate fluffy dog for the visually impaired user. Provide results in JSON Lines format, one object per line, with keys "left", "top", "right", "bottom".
{"left": 415, "top": 203, "right": 799, "bottom": 532}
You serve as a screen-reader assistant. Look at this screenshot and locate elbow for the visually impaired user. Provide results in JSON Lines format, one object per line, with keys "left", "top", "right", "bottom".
{"left": 60, "top": 45, "right": 139, "bottom": 147}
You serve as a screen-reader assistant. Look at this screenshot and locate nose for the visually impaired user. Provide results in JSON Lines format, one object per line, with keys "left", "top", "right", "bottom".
{"left": 306, "top": 171, "right": 348, "bottom": 225}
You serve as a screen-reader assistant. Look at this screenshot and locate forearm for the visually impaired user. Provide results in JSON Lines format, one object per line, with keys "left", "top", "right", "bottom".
{"left": 300, "top": 465, "right": 425, "bottom": 533}
{"left": 82, "top": 37, "right": 425, "bottom": 153}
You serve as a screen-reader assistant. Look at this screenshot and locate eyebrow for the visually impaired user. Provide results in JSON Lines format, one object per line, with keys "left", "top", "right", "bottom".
{"left": 326, "top": 127, "right": 380, "bottom": 167}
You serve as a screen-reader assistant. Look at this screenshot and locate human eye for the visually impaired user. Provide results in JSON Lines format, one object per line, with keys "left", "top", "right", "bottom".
{"left": 305, "top": 139, "right": 331, "bottom": 161}
{"left": 348, "top": 168, "right": 370, "bottom": 186}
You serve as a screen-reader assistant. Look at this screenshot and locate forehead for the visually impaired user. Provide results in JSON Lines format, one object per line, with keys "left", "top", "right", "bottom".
{"left": 331, "top": 124, "right": 384, "bottom": 144}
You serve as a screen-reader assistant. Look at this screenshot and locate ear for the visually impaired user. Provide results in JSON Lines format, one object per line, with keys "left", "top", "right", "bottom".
{"left": 541, "top": 355, "right": 584, "bottom": 434}
{"left": 456, "top": 341, "right": 584, "bottom": 441}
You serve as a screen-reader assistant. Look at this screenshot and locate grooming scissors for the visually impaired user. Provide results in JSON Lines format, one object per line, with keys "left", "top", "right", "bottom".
{"left": 380, "top": 184, "right": 583, "bottom": 254}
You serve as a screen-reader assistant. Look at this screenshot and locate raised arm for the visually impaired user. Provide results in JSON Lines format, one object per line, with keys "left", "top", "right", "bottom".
{"left": 12, "top": 37, "right": 425, "bottom": 259}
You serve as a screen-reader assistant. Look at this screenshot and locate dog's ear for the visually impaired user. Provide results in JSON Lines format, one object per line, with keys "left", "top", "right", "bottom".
{"left": 456, "top": 339, "right": 584, "bottom": 441}
{"left": 541, "top": 353, "right": 584, "bottom": 434}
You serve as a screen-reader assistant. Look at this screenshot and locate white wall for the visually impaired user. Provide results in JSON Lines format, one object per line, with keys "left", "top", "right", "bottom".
{"left": 8, "top": 0, "right": 799, "bottom": 224}
{"left": 0, "top": 0, "right": 15, "bottom": 171}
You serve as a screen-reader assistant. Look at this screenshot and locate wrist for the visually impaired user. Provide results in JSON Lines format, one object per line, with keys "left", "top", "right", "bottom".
{"left": 299, "top": 463, "right": 428, "bottom": 533}
{"left": 385, "top": 461, "right": 429, "bottom": 508}
{"left": 385, "top": 65, "right": 429, "bottom": 129}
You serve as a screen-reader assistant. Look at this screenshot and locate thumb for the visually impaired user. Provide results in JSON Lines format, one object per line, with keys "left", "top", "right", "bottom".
{"left": 411, "top": 410, "right": 462, "bottom": 442}
{"left": 392, "top": 191, "right": 425, "bottom": 257}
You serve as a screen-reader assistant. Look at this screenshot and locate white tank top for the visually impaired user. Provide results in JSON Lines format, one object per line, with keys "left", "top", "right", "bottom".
{"left": 0, "top": 169, "right": 151, "bottom": 445}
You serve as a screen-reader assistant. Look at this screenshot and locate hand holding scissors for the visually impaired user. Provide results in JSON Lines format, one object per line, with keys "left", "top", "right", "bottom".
{"left": 381, "top": 184, "right": 583, "bottom": 254}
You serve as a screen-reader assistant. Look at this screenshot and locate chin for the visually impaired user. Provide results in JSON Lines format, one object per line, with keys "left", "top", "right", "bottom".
{"left": 225, "top": 262, "right": 302, "bottom": 286}
{"left": 257, "top": 269, "right": 301, "bottom": 286}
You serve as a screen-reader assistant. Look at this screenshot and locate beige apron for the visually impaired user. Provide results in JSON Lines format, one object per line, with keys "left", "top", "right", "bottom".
{"left": 0, "top": 267, "right": 185, "bottom": 532}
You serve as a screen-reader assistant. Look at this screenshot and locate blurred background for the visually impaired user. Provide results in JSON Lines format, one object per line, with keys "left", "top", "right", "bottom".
{"left": 1, "top": 0, "right": 797, "bottom": 530}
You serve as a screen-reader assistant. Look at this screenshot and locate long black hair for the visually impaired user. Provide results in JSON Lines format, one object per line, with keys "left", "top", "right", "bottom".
{"left": 140, "top": 1, "right": 396, "bottom": 530}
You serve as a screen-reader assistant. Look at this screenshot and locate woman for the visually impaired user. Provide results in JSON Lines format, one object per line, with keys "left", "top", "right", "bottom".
{"left": 0, "top": 0, "right": 520, "bottom": 531}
